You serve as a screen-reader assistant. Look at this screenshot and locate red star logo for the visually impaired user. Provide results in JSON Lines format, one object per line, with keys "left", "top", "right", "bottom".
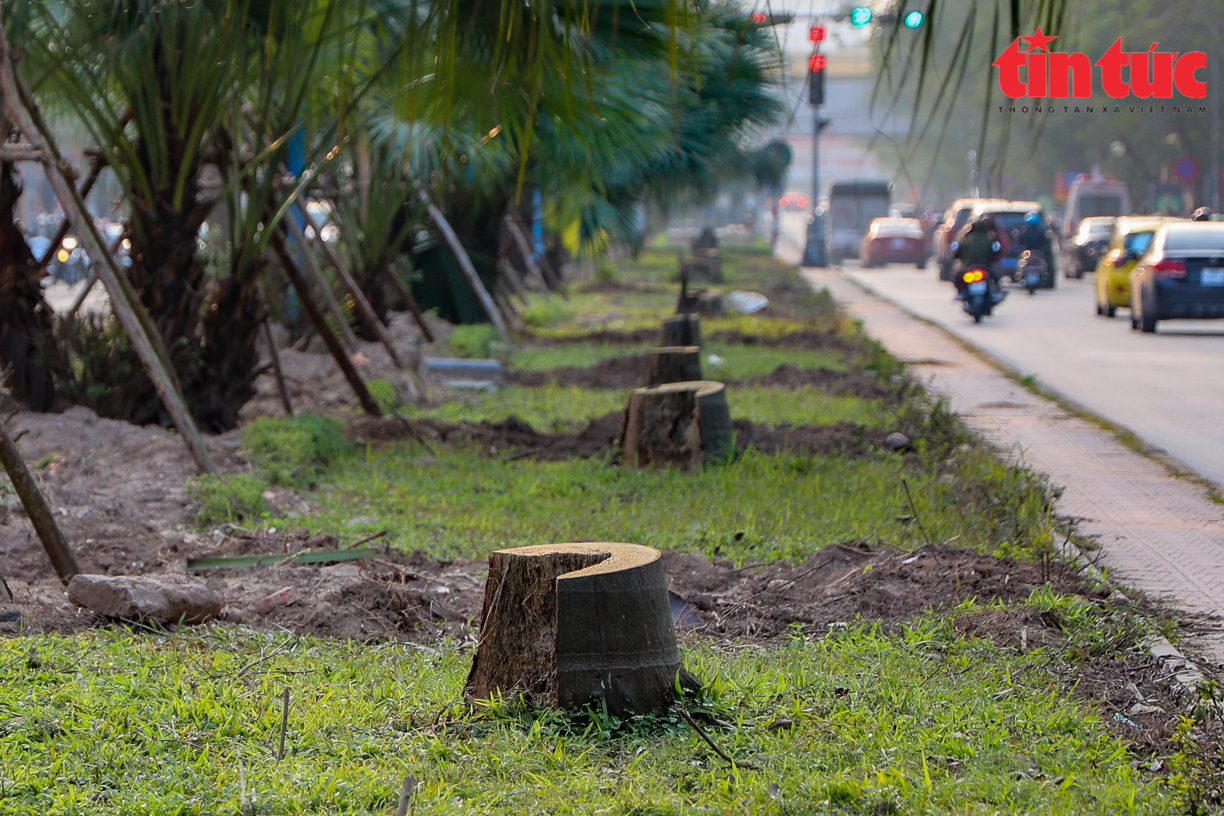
{"left": 1021, "top": 26, "right": 1058, "bottom": 52}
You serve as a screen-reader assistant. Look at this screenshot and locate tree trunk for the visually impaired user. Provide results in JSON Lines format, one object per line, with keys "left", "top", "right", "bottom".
{"left": 642, "top": 346, "right": 702, "bottom": 387}
{"left": 621, "top": 381, "right": 733, "bottom": 467}
{"left": 465, "top": 542, "right": 684, "bottom": 716}
{"left": 0, "top": 160, "right": 63, "bottom": 411}
{"left": 661, "top": 314, "right": 701, "bottom": 347}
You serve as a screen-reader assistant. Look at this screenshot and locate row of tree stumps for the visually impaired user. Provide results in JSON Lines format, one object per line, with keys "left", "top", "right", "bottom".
{"left": 466, "top": 314, "right": 733, "bottom": 716}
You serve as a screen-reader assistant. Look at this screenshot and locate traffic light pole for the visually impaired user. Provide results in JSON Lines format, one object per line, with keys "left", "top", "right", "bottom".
{"left": 800, "top": 112, "right": 829, "bottom": 267}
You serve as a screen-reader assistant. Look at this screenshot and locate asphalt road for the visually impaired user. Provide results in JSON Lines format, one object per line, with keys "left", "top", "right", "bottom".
{"left": 781, "top": 211, "right": 1224, "bottom": 488}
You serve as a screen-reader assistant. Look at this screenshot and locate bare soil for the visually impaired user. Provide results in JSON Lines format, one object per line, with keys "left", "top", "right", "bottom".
{"left": 525, "top": 327, "right": 855, "bottom": 352}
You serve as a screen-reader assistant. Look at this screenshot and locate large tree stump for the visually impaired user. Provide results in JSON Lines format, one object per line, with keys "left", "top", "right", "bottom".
{"left": 642, "top": 346, "right": 702, "bottom": 387}
{"left": 661, "top": 314, "right": 701, "bottom": 347}
{"left": 465, "top": 543, "right": 685, "bottom": 716}
{"left": 621, "top": 380, "right": 734, "bottom": 467}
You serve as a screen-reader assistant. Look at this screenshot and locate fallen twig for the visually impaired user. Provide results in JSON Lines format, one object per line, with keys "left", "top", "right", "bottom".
{"left": 677, "top": 708, "right": 757, "bottom": 770}
{"left": 276, "top": 687, "right": 290, "bottom": 762}
{"left": 395, "top": 774, "right": 418, "bottom": 816}
{"left": 901, "top": 478, "right": 938, "bottom": 556}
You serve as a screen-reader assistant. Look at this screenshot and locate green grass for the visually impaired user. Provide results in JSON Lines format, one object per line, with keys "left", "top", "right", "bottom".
{"left": 0, "top": 615, "right": 1178, "bottom": 815}
{"left": 509, "top": 342, "right": 851, "bottom": 377}
{"left": 289, "top": 443, "right": 1051, "bottom": 565}
{"left": 403, "top": 385, "right": 891, "bottom": 431}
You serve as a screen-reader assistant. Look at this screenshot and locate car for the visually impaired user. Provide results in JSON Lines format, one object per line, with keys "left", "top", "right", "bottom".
{"left": 933, "top": 198, "right": 985, "bottom": 280}
{"left": 1094, "top": 216, "right": 1174, "bottom": 317}
{"left": 860, "top": 217, "right": 927, "bottom": 268}
{"left": 971, "top": 200, "right": 1048, "bottom": 282}
{"left": 1130, "top": 221, "right": 1224, "bottom": 332}
{"left": 1065, "top": 216, "right": 1115, "bottom": 278}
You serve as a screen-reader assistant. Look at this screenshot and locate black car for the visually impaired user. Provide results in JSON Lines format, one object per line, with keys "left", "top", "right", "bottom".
{"left": 1130, "top": 222, "right": 1224, "bottom": 332}
{"left": 1066, "top": 216, "right": 1115, "bottom": 278}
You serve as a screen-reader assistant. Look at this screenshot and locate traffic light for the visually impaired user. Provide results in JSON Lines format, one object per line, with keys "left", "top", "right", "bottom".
{"left": 903, "top": 10, "right": 925, "bottom": 28}
{"left": 751, "top": 12, "right": 794, "bottom": 26}
{"left": 808, "top": 53, "right": 827, "bottom": 105}
{"left": 808, "top": 24, "right": 827, "bottom": 43}
{"left": 849, "top": 7, "right": 872, "bottom": 27}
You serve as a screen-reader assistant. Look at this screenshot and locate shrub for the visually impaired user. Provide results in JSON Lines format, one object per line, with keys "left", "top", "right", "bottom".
{"left": 189, "top": 474, "right": 268, "bottom": 526}
{"left": 366, "top": 379, "right": 400, "bottom": 414}
{"left": 242, "top": 413, "right": 351, "bottom": 488}
{"left": 448, "top": 324, "right": 500, "bottom": 358}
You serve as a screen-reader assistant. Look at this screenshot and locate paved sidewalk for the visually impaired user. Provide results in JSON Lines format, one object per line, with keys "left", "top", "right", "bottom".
{"left": 792, "top": 259, "right": 1224, "bottom": 664}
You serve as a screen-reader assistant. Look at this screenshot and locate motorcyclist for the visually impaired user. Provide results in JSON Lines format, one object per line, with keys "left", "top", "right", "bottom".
{"left": 953, "top": 215, "right": 1003, "bottom": 289}
{"left": 1016, "top": 212, "right": 1052, "bottom": 258}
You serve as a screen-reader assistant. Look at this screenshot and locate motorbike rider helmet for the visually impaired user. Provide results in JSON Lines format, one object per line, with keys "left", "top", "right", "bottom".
{"left": 1023, "top": 212, "right": 1041, "bottom": 225}
{"left": 971, "top": 214, "right": 994, "bottom": 231}
{"left": 1192, "top": 206, "right": 1213, "bottom": 221}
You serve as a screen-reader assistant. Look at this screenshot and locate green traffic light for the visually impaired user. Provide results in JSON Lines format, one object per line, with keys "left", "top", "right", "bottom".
{"left": 903, "top": 10, "right": 924, "bottom": 28}
{"left": 849, "top": 7, "right": 872, "bottom": 27}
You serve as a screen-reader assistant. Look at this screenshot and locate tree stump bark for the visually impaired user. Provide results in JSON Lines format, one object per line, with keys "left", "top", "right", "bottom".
{"left": 465, "top": 543, "right": 684, "bottom": 716}
{"left": 642, "top": 346, "right": 702, "bottom": 387}
{"left": 620, "top": 380, "right": 733, "bottom": 467}
{"left": 661, "top": 314, "right": 701, "bottom": 347}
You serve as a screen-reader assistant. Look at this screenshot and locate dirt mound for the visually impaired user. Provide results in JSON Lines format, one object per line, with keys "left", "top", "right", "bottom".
{"left": 707, "top": 329, "right": 853, "bottom": 350}
{"left": 350, "top": 412, "right": 626, "bottom": 461}
{"left": 506, "top": 355, "right": 650, "bottom": 389}
{"left": 748, "top": 364, "right": 893, "bottom": 400}
{"left": 664, "top": 541, "right": 1098, "bottom": 641}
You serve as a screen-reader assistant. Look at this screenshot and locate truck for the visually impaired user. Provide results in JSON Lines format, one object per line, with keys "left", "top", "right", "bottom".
{"left": 825, "top": 180, "right": 891, "bottom": 264}
{"left": 1062, "top": 176, "right": 1129, "bottom": 239}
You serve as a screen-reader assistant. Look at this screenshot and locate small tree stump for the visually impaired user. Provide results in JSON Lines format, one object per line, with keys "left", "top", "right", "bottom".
{"left": 661, "top": 314, "right": 701, "bottom": 347}
{"left": 697, "top": 291, "right": 724, "bottom": 317}
{"left": 643, "top": 346, "right": 702, "bottom": 387}
{"left": 621, "top": 380, "right": 734, "bottom": 467}
{"left": 465, "top": 543, "right": 685, "bottom": 715}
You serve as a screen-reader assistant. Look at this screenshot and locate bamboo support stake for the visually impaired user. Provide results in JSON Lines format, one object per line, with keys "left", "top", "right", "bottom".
{"left": 279, "top": 220, "right": 359, "bottom": 351}
{"left": 292, "top": 218, "right": 404, "bottom": 369}
{"left": 417, "top": 189, "right": 508, "bottom": 340}
{"left": 35, "top": 151, "right": 110, "bottom": 273}
{"left": 270, "top": 234, "right": 382, "bottom": 416}
{"left": 262, "top": 318, "right": 294, "bottom": 415}
{"left": 0, "top": 417, "right": 78, "bottom": 584}
{"left": 505, "top": 217, "right": 559, "bottom": 298}
{"left": 381, "top": 265, "right": 435, "bottom": 343}
{"left": 497, "top": 256, "right": 530, "bottom": 306}
{"left": 0, "top": 28, "right": 216, "bottom": 474}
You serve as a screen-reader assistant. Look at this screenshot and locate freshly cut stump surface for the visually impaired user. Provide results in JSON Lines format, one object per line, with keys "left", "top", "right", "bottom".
{"left": 643, "top": 346, "right": 702, "bottom": 387}
{"left": 465, "top": 543, "right": 684, "bottom": 715}
{"left": 621, "top": 381, "right": 733, "bottom": 467}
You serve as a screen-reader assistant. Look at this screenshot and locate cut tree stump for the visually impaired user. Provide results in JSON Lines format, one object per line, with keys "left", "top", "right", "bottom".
{"left": 465, "top": 543, "right": 686, "bottom": 715}
{"left": 661, "top": 314, "right": 701, "bottom": 347}
{"left": 620, "top": 380, "right": 734, "bottom": 468}
{"left": 642, "top": 346, "right": 702, "bottom": 387}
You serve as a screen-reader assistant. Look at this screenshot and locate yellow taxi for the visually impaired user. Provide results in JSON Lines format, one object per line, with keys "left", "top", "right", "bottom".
{"left": 1095, "top": 217, "right": 1180, "bottom": 317}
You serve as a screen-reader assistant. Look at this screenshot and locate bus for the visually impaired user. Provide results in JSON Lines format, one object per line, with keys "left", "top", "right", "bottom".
{"left": 825, "top": 180, "right": 892, "bottom": 263}
{"left": 1062, "top": 176, "right": 1129, "bottom": 239}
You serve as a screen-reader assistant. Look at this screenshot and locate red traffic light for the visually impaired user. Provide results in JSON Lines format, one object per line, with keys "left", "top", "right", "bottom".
{"left": 752, "top": 12, "right": 768, "bottom": 23}
{"left": 809, "top": 24, "right": 827, "bottom": 43}
{"left": 808, "top": 53, "right": 828, "bottom": 72}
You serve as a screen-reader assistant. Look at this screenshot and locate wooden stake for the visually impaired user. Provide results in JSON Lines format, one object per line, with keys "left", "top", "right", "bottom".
{"left": 270, "top": 234, "right": 382, "bottom": 416}
{"left": 417, "top": 189, "right": 508, "bottom": 340}
{"left": 279, "top": 220, "right": 359, "bottom": 351}
{"left": 261, "top": 318, "right": 293, "bottom": 415}
{"left": 35, "top": 151, "right": 110, "bottom": 273}
{"left": 0, "top": 417, "right": 78, "bottom": 584}
{"left": 381, "top": 265, "right": 435, "bottom": 343}
{"left": 0, "top": 27, "right": 216, "bottom": 474}
{"left": 287, "top": 214, "right": 401, "bottom": 366}
{"left": 504, "top": 216, "right": 553, "bottom": 298}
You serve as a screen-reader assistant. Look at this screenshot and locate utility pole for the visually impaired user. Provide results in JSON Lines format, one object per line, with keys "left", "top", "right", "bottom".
{"left": 801, "top": 26, "right": 830, "bottom": 267}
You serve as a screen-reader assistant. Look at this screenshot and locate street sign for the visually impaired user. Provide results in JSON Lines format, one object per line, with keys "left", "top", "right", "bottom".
{"left": 1175, "top": 155, "right": 1200, "bottom": 182}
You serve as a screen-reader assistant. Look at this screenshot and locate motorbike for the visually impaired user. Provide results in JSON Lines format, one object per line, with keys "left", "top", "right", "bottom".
{"left": 954, "top": 264, "right": 1007, "bottom": 323}
{"left": 1018, "top": 249, "right": 1050, "bottom": 295}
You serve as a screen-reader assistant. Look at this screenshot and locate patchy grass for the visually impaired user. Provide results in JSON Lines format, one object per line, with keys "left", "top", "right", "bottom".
{"left": 242, "top": 414, "right": 352, "bottom": 489}
{"left": 0, "top": 611, "right": 1184, "bottom": 816}
{"left": 188, "top": 474, "right": 270, "bottom": 526}
{"left": 508, "top": 342, "right": 852, "bottom": 376}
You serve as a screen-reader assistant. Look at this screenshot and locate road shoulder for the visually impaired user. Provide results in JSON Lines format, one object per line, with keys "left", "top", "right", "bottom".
{"left": 792, "top": 259, "right": 1224, "bottom": 665}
